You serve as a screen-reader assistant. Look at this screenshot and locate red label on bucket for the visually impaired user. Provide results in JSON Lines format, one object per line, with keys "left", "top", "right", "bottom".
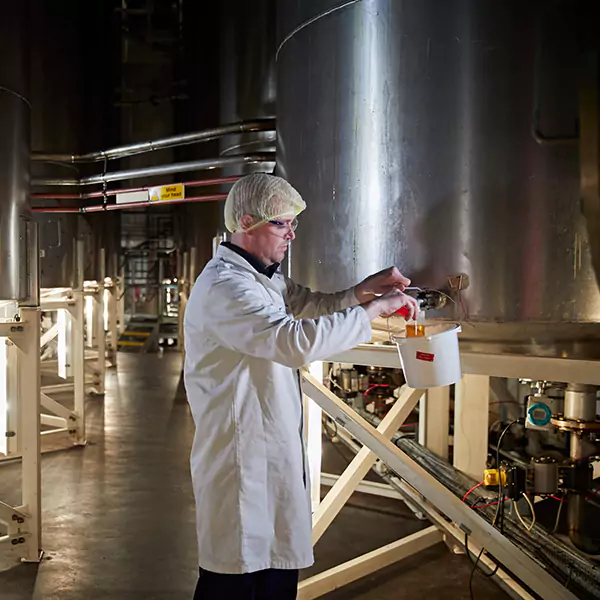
{"left": 416, "top": 351, "right": 435, "bottom": 362}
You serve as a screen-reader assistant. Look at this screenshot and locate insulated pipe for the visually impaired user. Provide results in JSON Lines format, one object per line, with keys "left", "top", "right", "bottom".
{"left": 30, "top": 118, "right": 275, "bottom": 163}
{"left": 30, "top": 176, "right": 242, "bottom": 200}
{"left": 31, "top": 193, "right": 227, "bottom": 214}
{"left": 31, "top": 153, "right": 275, "bottom": 187}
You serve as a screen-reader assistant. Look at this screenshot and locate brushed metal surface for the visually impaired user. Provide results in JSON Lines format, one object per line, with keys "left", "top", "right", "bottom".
{"left": 277, "top": 0, "right": 600, "bottom": 356}
{"left": 30, "top": 0, "right": 115, "bottom": 286}
{"left": 0, "top": 4, "right": 32, "bottom": 300}
{"left": 220, "top": 0, "right": 277, "bottom": 172}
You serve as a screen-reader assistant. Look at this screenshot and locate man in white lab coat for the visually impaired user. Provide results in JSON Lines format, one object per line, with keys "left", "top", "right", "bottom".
{"left": 184, "top": 173, "right": 418, "bottom": 600}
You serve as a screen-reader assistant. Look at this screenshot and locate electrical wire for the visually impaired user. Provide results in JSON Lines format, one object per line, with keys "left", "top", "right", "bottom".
{"left": 473, "top": 498, "right": 509, "bottom": 509}
{"left": 322, "top": 416, "right": 355, "bottom": 468}
{"left": 488, "top": 400, "right": 520, "bottom": 406}
{"left": 513, "top": 493, "right": 536, "bottom": 531}
{"left": 552, "top": 493, "right": 566, "bottom": 533}
{"left": 469, "top": 547, "right": 484, "bottom": 600}
{"left": 493, "top": 419, "right": 520, "bottom": 530}
{"left": 464, "top": 532, "right": 499, "bottom": 577}
{"left": 587, "top": 482, "right": 600, "bottom": 501}
{"left": 325, "top": 368, "right": 345, "bottom": 393}
{"left": 464, "top": 531, "right": 500, "bottom": 599}
{"left": 462, "top": 481, "right": 484, "bottom": 503}
{"left": 323, "top": 416, "right": 338, "bottom": 439}
{"left": 363, "top": 384, "right": 389, "bottom": 401}
{"left": 522, "top": 492, "right": 536, "bottom": 529}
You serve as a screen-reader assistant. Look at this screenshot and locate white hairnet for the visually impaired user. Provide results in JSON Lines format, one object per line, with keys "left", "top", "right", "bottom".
{"left": 224, "top": 173, "right": 306, "bottom": 233}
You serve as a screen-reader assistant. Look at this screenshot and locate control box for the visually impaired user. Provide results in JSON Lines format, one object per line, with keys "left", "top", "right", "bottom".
{"left": 525, "top": 394, "right": 561, "bottom": 431}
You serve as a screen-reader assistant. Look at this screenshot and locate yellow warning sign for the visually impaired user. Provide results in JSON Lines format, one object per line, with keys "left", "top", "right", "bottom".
{"left": 149, "top": 183, "right": 184, "bottom": 202}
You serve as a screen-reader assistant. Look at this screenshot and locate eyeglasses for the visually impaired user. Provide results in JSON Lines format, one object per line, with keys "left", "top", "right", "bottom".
{"left": 268, "top": 218, "right": 298, "bottom": 232}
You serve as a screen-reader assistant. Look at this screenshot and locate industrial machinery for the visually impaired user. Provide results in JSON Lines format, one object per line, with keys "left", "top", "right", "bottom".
{"left": 278, "top": 0, "right": 600, "bottom": 598}
{"left": 2, "top": 0, "right": 600, "bottom": 598}
{"left": 277, "top": 0, "right": 600, "bottom": 359}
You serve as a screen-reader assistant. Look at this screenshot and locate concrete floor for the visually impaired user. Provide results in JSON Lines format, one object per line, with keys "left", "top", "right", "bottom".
{"left": 0, "top": 353, "right": 509, "bottom": 599}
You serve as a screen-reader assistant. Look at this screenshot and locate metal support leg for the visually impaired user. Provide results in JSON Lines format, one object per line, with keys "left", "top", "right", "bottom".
{"left": 96, "top": 249, "right": 107, "bottom": 386}
{"left": 454, "top": 375, "right": 490, "bottom": 480}
{"left": 107, "top": 287, "right": 118, "bottom": 367}
{"left": 93, "top": 290, "right": 106, "bottom": 395}
{"left": 117, "top": 271, "right": 125, "bottom": 337}
{"left": 69, "top": 291, "right": 86, "bottom": 444}
{"left": 5, "top": 340, "right": 20, "bottom": 455}
{"left": 17, "top": 308, "right": 42, "bottom": 562}
{"left": 419, "top": 386, "right": 450, "bottom": 460}
{"left": 305, "top": 362, "right": 324, "bottom": 512}
{"left": 312, "top": 385, "right": 423, "bottom": 544}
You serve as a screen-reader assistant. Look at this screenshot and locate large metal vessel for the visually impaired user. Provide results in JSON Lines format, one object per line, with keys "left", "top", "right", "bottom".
{"left": 0, "top": 4, "right": 33, "bottom": 301}
{"left": 219, "top": 0, "right": 276, "bottom": 172}
{"left": 180, "top": 0, "right": 277, "bottom": 282}
{"left": 30, "top": 0, "right": 114, "bottom": 287}
{"left": 277, "top": 0, "right": 600, "bottom": 358}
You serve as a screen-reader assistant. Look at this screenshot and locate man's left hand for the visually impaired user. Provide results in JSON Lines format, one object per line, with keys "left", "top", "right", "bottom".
{"left": 354, "top": 266, "right": 411, "bottom": 304}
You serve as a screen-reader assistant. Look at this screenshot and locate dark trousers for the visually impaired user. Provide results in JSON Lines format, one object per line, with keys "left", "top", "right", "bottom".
{"left": 193, "top": 567, "right": 299, "bottom": 600}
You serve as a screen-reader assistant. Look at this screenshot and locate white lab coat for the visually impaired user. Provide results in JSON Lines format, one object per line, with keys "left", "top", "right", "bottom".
{"left": 183, "top": 245, "right": 372, "bottom": 574}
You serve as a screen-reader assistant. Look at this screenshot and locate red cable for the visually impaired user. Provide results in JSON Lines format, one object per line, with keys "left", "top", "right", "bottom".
{"left": 363, "top": 384, "right": 390, "bottom": 402}
{"left": 550, "top": 495, "right": 567, "bottom": 503}
{"left": 462, "top": 481, "right": 484, "bottom": 503}
{"left": 363, "top": 384, "right": 391, "bottom": 415}
{"left": 473, "top": 498, "right": 509, "bottom": 509}
{"left": 587, "top": 482, "right": 600, "bottom": 501}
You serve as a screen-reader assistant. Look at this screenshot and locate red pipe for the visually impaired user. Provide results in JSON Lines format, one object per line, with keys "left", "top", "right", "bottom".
{"left": 30, "top": 175, "right": 241, "bottom": 200}
{"left": 31, "top": 193, "right": 228, "bottom": 213}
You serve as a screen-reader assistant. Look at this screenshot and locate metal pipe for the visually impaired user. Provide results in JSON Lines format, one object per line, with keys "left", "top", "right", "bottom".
{"left": 570, "top": 433, "right": 587, "bottom": 462}
{"left": 31, "top": 193, "right": 227, "bottom": 214}
{"left": 568, "top": 494, "right": 600, "bottom": 554}
{"left": 564, "top": 383, "right": 598, "bottom": 421}
{"left": 31, "top": 153, "right": 274, "bottom": 187}
{"left": 30, "top": 118, "right": 276, "bottom": 163}
{"left": 30, "top": 175, "right": 241, "bottom": 200}
{"left": 564, "top": 383, "right": 600, "bottom": 554}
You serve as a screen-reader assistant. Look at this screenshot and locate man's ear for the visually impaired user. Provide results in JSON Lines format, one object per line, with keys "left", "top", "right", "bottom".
{"left": 239, "top": 214, "right": 255, "bottom": 231}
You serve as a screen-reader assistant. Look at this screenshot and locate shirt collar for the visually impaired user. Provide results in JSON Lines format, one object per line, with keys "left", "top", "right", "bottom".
{"left": 221, "top": 242, "right": 280, "bottom": 279}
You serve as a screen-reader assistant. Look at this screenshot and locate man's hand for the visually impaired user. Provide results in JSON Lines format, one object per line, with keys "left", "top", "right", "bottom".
{"left": 354, "top": 267, "right": 411, "bottom": 304}
{"left": 362, "top": 290, "right": 419, "bottom": 321}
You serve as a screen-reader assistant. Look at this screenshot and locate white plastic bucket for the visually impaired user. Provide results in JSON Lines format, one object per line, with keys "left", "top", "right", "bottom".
{"left": 393, "top": 323, "right": 462, "bottom": 388}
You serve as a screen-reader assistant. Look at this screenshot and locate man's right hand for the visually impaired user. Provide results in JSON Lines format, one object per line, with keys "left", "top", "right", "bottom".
{"left": 362, "top": 290, "right": 419, "bottom": 321}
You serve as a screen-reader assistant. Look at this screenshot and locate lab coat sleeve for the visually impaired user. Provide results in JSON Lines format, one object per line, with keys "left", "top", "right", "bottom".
{"left": 284, "top": 276, "right": 359, "bottom": 319}
{"left": 205, "top": 271, "right": 372, "bottom": 369}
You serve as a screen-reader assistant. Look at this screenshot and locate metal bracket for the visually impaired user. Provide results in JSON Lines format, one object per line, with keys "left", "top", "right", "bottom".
{"left": 0, "top": 322, "right": 27, "bottom": 351}
{"left": 0, "top": 501, "right": 28, "bottom": 528}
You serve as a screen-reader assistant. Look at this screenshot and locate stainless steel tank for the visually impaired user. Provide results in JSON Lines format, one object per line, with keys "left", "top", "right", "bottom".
{"left": 0, "top": 3, "right": 33, "bottom": 301}
{"left": 178, "top": 0, "right": 277, "bottom": 283}
{"left": 31, "top": 0, "right": 114, "bottom": 288}
{"left": 31, "top": 1, "right": 84, "bottom": 289}
{"left": 277, "top": 0, "right": 600, "bottom": 358}
{"left": 177, "top": 0, "right": 223, "bottom": 280}
{"left": 219, "top": 0, "right": 277, "bottom": 172}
